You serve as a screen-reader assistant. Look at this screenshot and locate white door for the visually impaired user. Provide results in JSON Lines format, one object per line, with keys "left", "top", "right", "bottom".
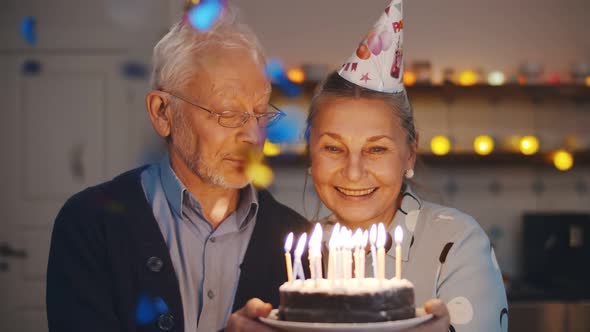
{"left": 0, "top": 53, "right": 155, "bottom": 332}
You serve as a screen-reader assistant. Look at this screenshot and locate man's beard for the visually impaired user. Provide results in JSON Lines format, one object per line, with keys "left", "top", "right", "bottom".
{"left": 170, "top": 112, "right": 249, "bottom": 190}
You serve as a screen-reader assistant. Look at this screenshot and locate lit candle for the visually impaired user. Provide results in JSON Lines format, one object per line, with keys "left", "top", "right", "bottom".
{"left": 369, "top": 224, "right": 378, "bottom": 278}
{"left": 361, "top": 230, "right": 368, "bottom": 278}
{"left": 308, "top": 223, "right": 323, "bottom": 281}
{"left": 312, "top": 223, "right": 323, "bottom": 281}
{"left": 294, "top": 232, "right": 307, "bottom": 280}
{"left": 340, "top": 227, "right": 347, "bottom": 280}
{"left": 328, "top": 223, "right": 340, "bottom": 281}
{"left": 395, "top": 226, "right": 403, "bottom": 279}
{"left": 284, "top": 232, "right": 294, "bottom": 282}
{"left": 377, "top": 223, "right": 386, "bottom": 280}
{"left": 344, "top": 229, "right": 353, "bottom": 280}
{"left": 353, "top": 229, "right": 362, "bottom": 279}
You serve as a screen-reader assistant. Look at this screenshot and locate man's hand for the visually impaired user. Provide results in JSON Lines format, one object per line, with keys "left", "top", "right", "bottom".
{"left": 225, "top": 298, "right": 277, "bottom": 332}
{"left": 402, "top": 299, "right": 450, "bottom": 332}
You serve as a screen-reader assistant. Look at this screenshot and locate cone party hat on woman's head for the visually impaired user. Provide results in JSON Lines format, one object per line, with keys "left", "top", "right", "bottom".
{"left": 338, "top": 0, "right": 405, "bottom": 93}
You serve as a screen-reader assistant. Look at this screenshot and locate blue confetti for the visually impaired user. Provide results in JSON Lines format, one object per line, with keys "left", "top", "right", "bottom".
{"left": 265, "top": 58, "right": 302, "bottom": 98}
{"left": 135, "top": 294, "right": 157, "bottom": 325}
{"left": 21, "top": 59, "right": 42, "bottom": 76}
{"left": 20, "top": 16, "right": 37, "bottom": 46}
{"left": 188, "top": 0, "right": 224, "bottom": 31}
{"left": 265, "top": 59, "right": 286, "bottom": 83}
{"left": 154, "top": 297, "right": 169, "bottom": 314}
{"left": 121, "top": 61, "right": 148, "bottom": 80}
{"left": 267, "top": 106, "right": 305, "bottom": 144}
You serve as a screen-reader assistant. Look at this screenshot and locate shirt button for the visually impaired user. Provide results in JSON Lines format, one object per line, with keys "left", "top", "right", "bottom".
{"left": 157, "top": 313, "right": 174, "bottom": 331}
{"left": 207, "top": 289, "right": 215, "bottom": 299}
{"left": 209, "top": 237, "right": 216, "bottom": 243}
{"left": 146, "top": 256, "right": 164, "bottom": 272}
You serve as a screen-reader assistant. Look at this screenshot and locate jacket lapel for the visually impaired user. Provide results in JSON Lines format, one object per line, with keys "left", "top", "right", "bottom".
{"left": 233, "top": 191, "right": 311, "bottom": 312}
{"left": 110, "top": 169, "right": 185, "bottom": 331}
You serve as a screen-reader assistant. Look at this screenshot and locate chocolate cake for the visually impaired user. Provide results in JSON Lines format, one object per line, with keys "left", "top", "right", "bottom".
{"left": 278, "top": 278, "right": 415, "bottom": 323}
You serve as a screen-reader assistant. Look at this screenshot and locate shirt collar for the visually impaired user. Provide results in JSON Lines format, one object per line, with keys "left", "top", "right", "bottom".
{"left": 160, "top": 154, "right": 186, "bottom": 218}
{"left": 388, "top": 184, "right": 422, "bottom": 262}
{"left": 159, "top": 154, "right": 258, "bottom": 230}
{"left": 235, "top": 182, "right": 259, "bottom": 230}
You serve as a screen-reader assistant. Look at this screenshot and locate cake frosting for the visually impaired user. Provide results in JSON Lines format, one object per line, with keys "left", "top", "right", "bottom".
{"left": 279, "top": 278, "right": 415, "bottom": 323}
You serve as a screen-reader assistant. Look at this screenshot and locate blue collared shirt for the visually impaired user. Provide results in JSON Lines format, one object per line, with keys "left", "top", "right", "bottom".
{"left": 141, "top": 155, "right": 258, "bottom": 332}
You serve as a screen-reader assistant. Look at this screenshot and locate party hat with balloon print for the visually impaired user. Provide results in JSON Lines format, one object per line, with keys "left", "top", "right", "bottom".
{"left": 338, "top": 0, "right": 405, "bottom": 93}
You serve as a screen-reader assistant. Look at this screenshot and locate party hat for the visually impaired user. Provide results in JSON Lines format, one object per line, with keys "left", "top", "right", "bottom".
{"left": 338, "top": 0, "right": 405, "bottom": 93}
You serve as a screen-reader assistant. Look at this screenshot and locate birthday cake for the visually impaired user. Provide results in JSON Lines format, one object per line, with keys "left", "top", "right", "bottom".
{"left": 278, "top": 278, "right": 415, "bottom": 323}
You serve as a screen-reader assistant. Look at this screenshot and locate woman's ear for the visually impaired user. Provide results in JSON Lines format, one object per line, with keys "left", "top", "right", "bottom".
{"left": 407, "top": 132, "right": 419, "bottom": 169}
{"left": 146, "top": 91, "right": 172, "bottom": 138}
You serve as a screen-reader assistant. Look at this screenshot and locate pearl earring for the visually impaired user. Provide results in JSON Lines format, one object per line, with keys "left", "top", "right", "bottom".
{"left": 405, "top": 169, "right": 414, "bottom": 179}
{"left": 307, "top": 167, "right": 312, "bottom": 175}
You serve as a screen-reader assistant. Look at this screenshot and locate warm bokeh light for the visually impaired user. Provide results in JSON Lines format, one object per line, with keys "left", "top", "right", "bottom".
{"left": 586, "top": 76, "right": 590, "bottom": 87}
{"left": 546, "top": 73, "right": 561, "bottom": 85}
{"left": 474, "top": 135, "right": 494, "bottom": 155}
{"left": 246, "top": 162, "right": 274, "bottom": 188}
{"left": 553, "top": 149, "right": 574, "bottom": 171}
{"left": 519, "top": 136, "right": 540, "bottom": 155}
{"left": 458, "top": 70, "right": 479, "bottom": 86}
{"left": 487, "top": 71, "right": 505, "bottom": 86}
{"left": 431, "top": 136, "right": 451, "bottom": 156}
{"left": 403, "top": 71, "right": 417, "bottom": 86}
{"left": 263, "top": 140, "right": 281, "bottom": 157}
{"left": 287, "top": 68, "right": 305, "bottom": 84}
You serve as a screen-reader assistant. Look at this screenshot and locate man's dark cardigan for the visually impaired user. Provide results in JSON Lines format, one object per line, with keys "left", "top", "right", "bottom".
{"left": 46, "top": 167, "right": 311, "bottom": 332}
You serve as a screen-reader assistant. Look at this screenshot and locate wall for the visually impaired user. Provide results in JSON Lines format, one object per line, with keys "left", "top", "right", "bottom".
{"left": 238, "top": 0, "right": 590, "bottom": 81}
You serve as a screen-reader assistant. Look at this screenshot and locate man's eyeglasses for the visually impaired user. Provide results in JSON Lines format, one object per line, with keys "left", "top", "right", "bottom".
{"left": 160, "top": 90, "right": 285, "bottom": 128}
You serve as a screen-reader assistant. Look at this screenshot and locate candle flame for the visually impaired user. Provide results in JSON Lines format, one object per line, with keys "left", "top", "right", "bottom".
{"left": 377, "top": 223, "right": 386, "bottom": 248}
{"left": 329, "top": 223, "right": 340, "bottom": 249}
{"left": 362, "top": 230, "right": 369, "bottom": 247}
{"left": 295, "top": 232, "right": 307, "bottom": 258}
{"left": 369, "top": 224, "right": 377, "bottom": 245}
{"left": 284, "top": 232, "right": 294, "bottom": 252}
{"left": 309, "top": 223, "right": 323, "bottom": 249}
{"left": 394, "top": 225, "right": 403, "bottom": 244}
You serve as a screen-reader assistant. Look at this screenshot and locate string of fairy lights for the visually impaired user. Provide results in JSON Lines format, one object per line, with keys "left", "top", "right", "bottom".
{"left": 275, "top": 64, "right": 586, "bottom": 172}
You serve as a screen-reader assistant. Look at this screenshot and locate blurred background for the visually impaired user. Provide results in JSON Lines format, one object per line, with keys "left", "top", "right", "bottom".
{"left": 0, "top": 0, "right": 589, "bottom": 331}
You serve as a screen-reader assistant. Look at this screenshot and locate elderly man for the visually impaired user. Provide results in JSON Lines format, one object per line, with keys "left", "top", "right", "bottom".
{"left": 47, "top": 6, "right": 449, "bottom": 332}
{"left": 46, "top": 9, "right": 308, "bottom": 332}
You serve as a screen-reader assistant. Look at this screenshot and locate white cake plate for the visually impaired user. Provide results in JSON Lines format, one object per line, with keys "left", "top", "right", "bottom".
{"left": 259, "top": 308, "right": 433, "bottom": 332}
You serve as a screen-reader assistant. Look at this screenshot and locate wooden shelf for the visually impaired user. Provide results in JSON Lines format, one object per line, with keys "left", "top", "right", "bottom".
{"left": 406, "top": 84, "right": 590, "bottom": 104}
{"left": 267, "top": 151, "right": 590, "bottom": 168}
{"left": 275, "top": 83, "right": 590, "bottom": 104}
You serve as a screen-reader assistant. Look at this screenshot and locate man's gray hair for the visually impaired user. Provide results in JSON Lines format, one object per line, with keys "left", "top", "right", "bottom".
{"left": 150, "top": 5, "right": 266, "bottom": 91}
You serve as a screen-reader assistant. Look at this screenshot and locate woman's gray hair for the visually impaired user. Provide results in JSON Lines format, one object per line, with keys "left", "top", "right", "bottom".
{"left": 306, "top": 71, "right": 417, "bottom": 147}
{"left": 150, "top": 4, "right": 266, "bottom": 91}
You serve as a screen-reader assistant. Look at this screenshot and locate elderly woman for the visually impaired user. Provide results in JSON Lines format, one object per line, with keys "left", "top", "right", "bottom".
{"left": 304, "top": 1, "right": 508, "bottom": 331}
{"left": 306, "top": 71, "right": 508, "bottom": 331}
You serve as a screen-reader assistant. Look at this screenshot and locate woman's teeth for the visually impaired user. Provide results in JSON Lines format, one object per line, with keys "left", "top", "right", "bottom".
{"left": 336, "top": 187, "right": 377, "bottom": 196}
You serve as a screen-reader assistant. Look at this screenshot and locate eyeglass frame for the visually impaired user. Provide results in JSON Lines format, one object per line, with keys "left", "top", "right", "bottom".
{"left": 158, "top": 90, "right": 285, "bottom": 128}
